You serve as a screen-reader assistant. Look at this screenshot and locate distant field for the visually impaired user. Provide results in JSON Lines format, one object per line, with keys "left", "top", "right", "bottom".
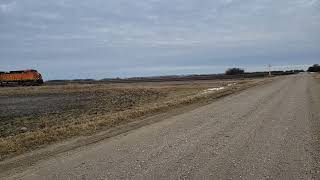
{"left": 45, "top": 71, "right": 298, "bottom": 85}
{"left": 0, "top": 78, "right": 270, "bottom": 160}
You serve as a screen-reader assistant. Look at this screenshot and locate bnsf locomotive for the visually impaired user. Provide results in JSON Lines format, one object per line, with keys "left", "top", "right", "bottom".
{"left": 0, "top": 69, "right": 44, "bottom": 86}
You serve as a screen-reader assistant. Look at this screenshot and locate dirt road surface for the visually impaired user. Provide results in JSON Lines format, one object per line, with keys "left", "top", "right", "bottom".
{"left": 1, "top": 74, "right": 319, "bottom": 180}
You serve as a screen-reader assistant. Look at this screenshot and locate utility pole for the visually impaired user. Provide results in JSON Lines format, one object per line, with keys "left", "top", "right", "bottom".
{"left": 268, "top": 64, "right": 272, "bottom": 77}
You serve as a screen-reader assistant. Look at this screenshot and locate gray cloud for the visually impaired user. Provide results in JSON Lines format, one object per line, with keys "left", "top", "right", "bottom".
{"left": 0, "top": 0, "right": 319, "bottom": 79}
{"left": 0, "top": 1, "right": 16, "bottom": 14}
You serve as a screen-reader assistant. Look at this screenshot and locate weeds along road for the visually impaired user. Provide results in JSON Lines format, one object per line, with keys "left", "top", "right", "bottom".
{"left": 2, "top": 73, "right": 320, "bottom": 180}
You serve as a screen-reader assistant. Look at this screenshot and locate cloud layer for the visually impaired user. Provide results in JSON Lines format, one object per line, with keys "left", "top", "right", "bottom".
{"left": 0, "top": 0, "right": 319, "bottom": 79}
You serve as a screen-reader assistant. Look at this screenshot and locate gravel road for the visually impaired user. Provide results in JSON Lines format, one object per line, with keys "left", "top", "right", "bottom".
{"left": 2, "top": 74, "right": 320, "bottom": 180}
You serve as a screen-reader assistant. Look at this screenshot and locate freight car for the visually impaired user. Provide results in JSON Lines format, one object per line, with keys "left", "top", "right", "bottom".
{"left": 0, "top": 69, "right": 44, "bottom": 86}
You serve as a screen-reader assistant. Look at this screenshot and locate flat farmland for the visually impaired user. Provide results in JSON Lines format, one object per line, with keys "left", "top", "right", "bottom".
{"left": 0, "top": 78, "right": 269, "bottom": 160}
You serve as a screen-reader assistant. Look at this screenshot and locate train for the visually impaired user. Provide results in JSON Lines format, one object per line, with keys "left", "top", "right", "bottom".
{"left": 0, "top": 69, "right": 44, "bottom": 86}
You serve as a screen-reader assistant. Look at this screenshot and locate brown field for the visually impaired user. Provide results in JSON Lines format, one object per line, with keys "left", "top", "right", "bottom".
{"left": 0, "top": 78, "right": 271, "bottom": 160}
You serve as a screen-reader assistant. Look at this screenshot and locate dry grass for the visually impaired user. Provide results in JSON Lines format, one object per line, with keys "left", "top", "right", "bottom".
{"left": 0, "top": 79, "right": 269, "bottom": 160}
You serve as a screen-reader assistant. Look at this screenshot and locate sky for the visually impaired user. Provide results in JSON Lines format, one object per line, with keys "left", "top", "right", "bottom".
{"left": 0, "top": 0, "right": 319, "bottom": 80}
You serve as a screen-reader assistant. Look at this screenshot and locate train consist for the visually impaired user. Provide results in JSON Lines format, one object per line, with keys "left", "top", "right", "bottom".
{"left": 0, "top": 69, "right": 44, "bottom": 86}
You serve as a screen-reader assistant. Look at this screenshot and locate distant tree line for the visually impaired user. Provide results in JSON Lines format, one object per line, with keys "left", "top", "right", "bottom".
{"left": 225, "top": 67, "right": 307, "bottom": 76}
{"left": 225, "top": 68, "right": 245, "bottom": 75}
{"left": 307, "top": 64, "right": 320, "bottom": 72}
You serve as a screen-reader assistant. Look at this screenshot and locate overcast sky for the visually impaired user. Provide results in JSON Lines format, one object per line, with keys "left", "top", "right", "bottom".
{"left": 0, "top": 0, "right": 319, "bottom": 80}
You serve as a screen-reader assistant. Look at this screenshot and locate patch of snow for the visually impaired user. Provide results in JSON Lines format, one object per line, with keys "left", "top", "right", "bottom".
{"left": 207, "top": 87, "right": 225, "bottom": 91}
{"left": 201, "top": 87, "right": 225, "bottom": 94}
{"left": 227, "top": 83, "right": 237, "bottom": 86}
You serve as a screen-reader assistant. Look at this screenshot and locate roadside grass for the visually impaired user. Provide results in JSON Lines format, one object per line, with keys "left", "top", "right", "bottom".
{"left": 0, "top": 79, "right": 270, "bottom": 160}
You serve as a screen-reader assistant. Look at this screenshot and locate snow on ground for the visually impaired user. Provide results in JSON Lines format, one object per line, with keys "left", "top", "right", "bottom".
{"left": 201, "top": 87, "right": 225, "bottom": 95}
{"left": 201, "top": 82, "right": 237, "bottom": 95}
{"left": 227, "top": 83, "right": 237, "bottom": 86}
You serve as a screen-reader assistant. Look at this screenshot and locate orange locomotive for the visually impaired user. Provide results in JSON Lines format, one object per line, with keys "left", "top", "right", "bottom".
{"left": 0, "top": 69, "right": 44, "bottom": 86}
